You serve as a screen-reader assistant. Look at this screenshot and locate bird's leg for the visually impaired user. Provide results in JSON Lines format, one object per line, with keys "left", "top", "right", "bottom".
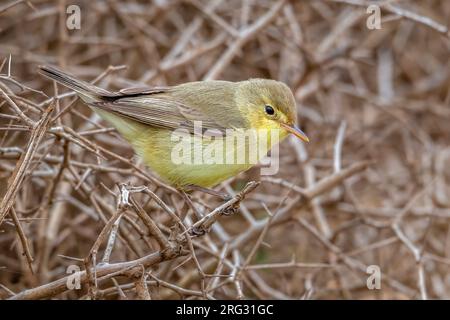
{"left": 185, "top": 184, "right": 232, "bottom": 201}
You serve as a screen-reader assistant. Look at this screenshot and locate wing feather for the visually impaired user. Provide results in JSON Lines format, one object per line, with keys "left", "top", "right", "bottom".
{"left": 92, "top": 95, "right": 228, "bottom": 136}
{"left": 90, "top": 81, "right": 247, "bottom": 137}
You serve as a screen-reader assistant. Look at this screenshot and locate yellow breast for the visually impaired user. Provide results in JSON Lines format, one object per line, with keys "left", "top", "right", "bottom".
{"left": 133, "top": 126, "right": 286, "bottom": 188}
{"left": 94, "top": 109, "right": 289, "bottom": 188}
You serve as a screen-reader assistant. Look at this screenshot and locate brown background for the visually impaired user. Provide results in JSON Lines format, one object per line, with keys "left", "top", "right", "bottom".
{"left": 0, "top": 0, "right": 449, "bottom": 299}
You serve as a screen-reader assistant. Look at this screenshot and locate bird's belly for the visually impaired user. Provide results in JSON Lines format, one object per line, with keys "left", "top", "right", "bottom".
{"left": 133, "top": 128, "right": 275, "bottom": 188}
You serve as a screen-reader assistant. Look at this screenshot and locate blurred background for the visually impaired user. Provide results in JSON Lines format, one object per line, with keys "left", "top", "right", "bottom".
{"left": 0, "top": 0, "right": 449, "bottom": 299}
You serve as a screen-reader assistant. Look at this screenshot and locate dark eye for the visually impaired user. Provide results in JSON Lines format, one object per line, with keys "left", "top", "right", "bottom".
{"left": 265, "top": 105, "right": 275, "bottom": 115}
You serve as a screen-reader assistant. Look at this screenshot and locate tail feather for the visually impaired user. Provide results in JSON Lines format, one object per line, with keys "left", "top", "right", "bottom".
{"left": 38, "top": 65, "right": 116, "bottom": 103}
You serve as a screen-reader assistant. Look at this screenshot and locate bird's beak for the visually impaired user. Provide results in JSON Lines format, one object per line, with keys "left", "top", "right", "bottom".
{"left": 280, "top": 123, "right": 309, "bottom": 143}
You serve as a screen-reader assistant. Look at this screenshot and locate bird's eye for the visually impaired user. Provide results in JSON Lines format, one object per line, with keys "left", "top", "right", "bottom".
{"left": 265, "top": 105, "right": 275, "bottom": 115}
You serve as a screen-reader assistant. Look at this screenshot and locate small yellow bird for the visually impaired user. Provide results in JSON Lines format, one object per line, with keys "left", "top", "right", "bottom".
{"left": 39, "top": 66, "right": 308, "bottom": 193}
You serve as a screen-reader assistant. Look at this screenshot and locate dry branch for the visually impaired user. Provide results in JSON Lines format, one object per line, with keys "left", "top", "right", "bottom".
{"left": 0, "top": 104, "right": 53, "bottom": 226}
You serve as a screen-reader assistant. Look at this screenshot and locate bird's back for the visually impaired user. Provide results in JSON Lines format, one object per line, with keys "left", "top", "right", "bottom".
{"left": 118, "top": 80, "right": 250, "bottom": 131}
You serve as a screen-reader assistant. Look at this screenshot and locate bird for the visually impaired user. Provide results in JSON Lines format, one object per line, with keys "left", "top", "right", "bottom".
{"left": 38, "top": 65, "right": 308, "bottom": 195}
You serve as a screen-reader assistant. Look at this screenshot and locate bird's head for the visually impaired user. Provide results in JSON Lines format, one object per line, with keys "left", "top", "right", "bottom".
{"left": 236, "top": 79, "right": 309, "bottom": 143}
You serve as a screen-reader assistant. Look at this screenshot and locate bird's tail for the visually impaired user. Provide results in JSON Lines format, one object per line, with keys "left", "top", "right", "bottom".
{"left": 38, "top": 65, "right": 116, "bottom": 103}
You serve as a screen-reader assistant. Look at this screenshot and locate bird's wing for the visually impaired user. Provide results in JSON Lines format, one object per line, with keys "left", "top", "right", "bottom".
{"left": 91, "top": 81, "right": 250, "bottom": 136}
{"left": 91, "top": 92, "right": 229, "bottom": 136}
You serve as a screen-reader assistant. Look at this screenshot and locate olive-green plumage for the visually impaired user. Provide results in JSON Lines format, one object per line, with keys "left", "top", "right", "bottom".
{"left": 38, "top": 66, "right": 308, "bottom": 188}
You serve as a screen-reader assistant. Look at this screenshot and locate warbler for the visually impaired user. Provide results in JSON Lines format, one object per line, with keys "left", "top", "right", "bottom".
{"left": 38, "top": 66, "right": 308, "bottom": 191}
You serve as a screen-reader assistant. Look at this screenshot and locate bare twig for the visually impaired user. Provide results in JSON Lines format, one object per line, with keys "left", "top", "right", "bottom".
{"left": 0, "top": 104, "right": 54, "bottom": 226}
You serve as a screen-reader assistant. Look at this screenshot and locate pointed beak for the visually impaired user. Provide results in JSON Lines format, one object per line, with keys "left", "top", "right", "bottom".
{"left": 280, "top": 123, "right": 309, "bottom": 143}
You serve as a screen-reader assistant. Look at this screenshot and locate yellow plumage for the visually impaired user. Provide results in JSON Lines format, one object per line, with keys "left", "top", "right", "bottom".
{"left": 38, "top": 66, "right": 308, "bottom": 189}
